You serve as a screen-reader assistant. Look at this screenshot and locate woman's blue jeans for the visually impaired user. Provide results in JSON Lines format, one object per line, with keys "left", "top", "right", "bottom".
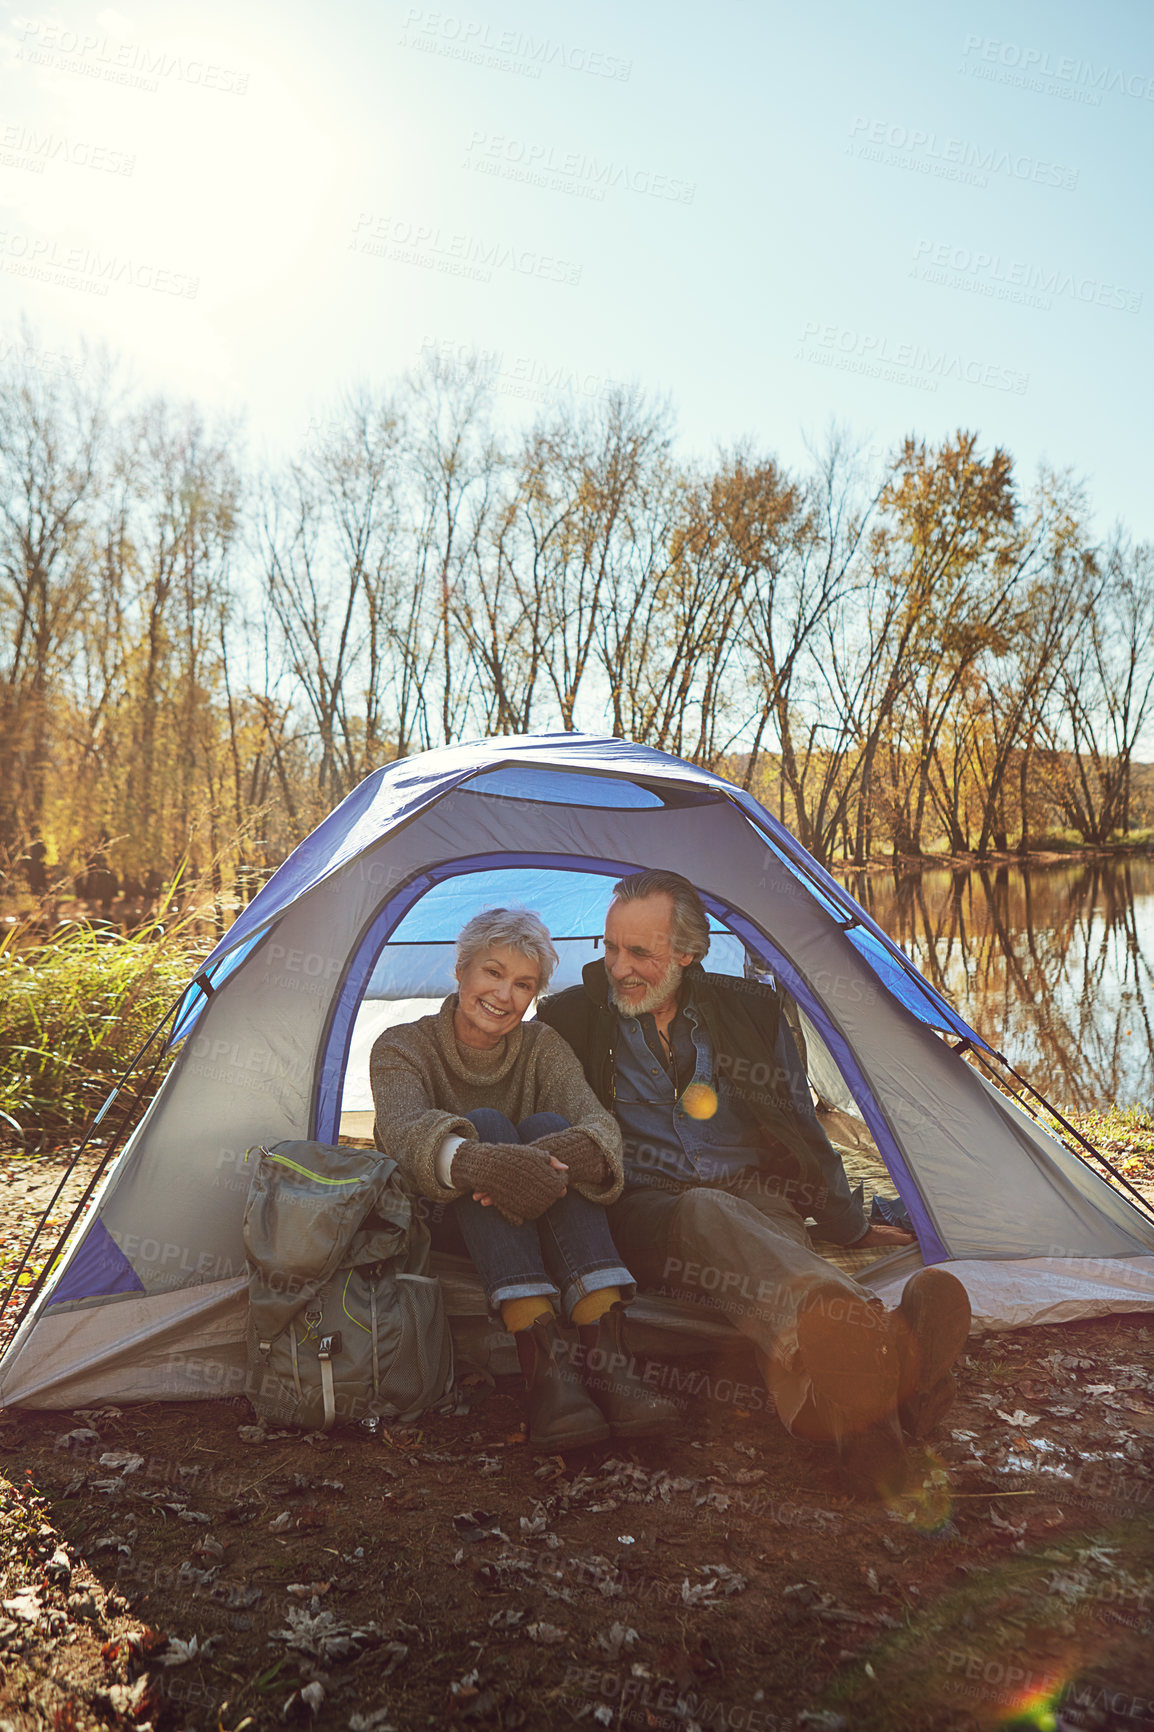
{"left": 454, "top": 1109, "right": 634, "bottom": 1322}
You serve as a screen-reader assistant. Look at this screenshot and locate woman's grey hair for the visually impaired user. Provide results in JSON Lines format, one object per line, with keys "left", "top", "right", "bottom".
{"left": 611, "top": 870, "right": 711, "bottom": 962}
{"left": 455, "top": 906, "right": 560, "bottom": 993}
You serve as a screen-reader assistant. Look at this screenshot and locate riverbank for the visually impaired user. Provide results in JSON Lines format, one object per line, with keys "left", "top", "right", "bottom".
{"left": 4, "top": 837, "right": 1154, "bottom": 928}
{"left": 831, "top": 840, "right": 1154, "bottom": 876}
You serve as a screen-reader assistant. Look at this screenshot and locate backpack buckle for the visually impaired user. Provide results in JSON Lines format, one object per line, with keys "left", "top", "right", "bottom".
{"left": 318, "top": 1332, "right": 342, "bottom": 1358}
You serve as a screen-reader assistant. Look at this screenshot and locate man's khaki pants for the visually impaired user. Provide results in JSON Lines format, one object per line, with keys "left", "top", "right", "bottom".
{"left": 608, "top": 1167, "right": 874, "bottom": 1433}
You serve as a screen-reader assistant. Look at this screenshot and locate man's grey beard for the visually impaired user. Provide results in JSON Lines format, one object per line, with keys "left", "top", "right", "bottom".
{"left": 609, "top": 956, "right": 685, "bottom": 1018}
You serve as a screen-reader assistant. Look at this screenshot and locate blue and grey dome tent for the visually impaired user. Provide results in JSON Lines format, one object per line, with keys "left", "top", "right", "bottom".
{"left": 3, "top": 732, "right": 1153, "bottom": 1410}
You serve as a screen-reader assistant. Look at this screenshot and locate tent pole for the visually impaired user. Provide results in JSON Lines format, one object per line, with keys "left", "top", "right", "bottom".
{"left": 971, "top": 1047, "right": 1154, "bottom": 1227}
{"left": 0, "top": 999, "right": 181, "bottom": 1341}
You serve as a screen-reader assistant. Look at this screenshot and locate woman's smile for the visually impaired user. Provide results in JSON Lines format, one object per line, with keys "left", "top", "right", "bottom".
{"left": 454, "top": 945, "right": 542, "bottom": 1050}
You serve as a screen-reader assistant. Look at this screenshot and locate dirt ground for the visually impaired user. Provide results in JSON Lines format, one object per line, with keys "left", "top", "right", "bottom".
{"left": 2, "top": 1153, "right": 1154, "bottom": 1732}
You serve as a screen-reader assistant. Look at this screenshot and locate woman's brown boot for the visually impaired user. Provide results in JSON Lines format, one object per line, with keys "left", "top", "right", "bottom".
{"left": 577, "top": 1302, "right": 680, "bottom": 1439}
{"left": 514, "top": 1314, "right": 611, "bottom": 1449}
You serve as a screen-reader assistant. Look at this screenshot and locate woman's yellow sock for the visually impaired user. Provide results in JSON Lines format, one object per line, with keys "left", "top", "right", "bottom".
{"left": 571, "top": 1287, "right": 623, "bottom": 1327}
{"left": 501, "top": 1295, "right": 555, "bottom": 1335}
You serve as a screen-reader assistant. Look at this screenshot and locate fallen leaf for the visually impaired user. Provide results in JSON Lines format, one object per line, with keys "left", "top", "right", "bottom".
{"left": 986, "top": 1506, "right": 1028, "bottom": 1538}
{"left": 159, "top": 1633, "right": 199, "bottom": 1667}
{"left": 592, "top": 1620, "right": 638, "bottom": 1660}
{"left": 2, "top": 1587, "right": 40, "bottom": 1623}
{"left": 488, "top": 1609, "right": 525, "bottom": 1630}
{"left": 526, "top": 1621, "right": 567, "bottom": 1645}
{"left": 268, "top": 1605, "right": 382, "bottom": 1663}
{"left": 55, "top": 1429, "right": 100, "bottom": 1447}
{"left": 97, "top": 1451, "right": 143, "bottom": 1473}
{"left": 210, "top": 1583, "right": 263, "bottom": 1609}
{"left": 89, "top": 1534, "right": 132, "bottom": 1556}
{"left": 102, "top": 1677, "right": 155, "bottom": 1720}
{"left": 43, "top": 1545, "right": 71, "bottom": 1586}
{"left": 995, "top": 1409, "right": 1040, "bottom": 1428}
{"left": 281, "top": 1680, "right": 325, "bottom": 1720}
{"left": 130, "top": 1626, "right": 180, "bottom": 1660}
{"left": 349, "top": 1711, "right": 395, "bottom": 1732}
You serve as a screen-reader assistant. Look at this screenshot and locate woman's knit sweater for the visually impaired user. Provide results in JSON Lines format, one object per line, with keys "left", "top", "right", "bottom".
{"left": 370, "top": 996, "right": 624, "bottom": 1207}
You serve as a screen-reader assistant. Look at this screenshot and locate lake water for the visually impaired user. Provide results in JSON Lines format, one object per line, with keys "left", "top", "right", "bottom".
{"left": 835, "top": 857, "right": 1154, "bottom": 1111}
{"left": 6, "top": 856, "right": 1150, "bottom": 1115}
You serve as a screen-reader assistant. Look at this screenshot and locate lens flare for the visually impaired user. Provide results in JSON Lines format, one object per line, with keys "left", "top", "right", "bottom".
{"left": 886, "top": 1452, "right": 955, "bottom": 1530}
{"left": 997, "top": 1674, "right": 1069, "bottom": 1730}
{"left": 682, "top": 1082, "right": 718, "bottom": 1120}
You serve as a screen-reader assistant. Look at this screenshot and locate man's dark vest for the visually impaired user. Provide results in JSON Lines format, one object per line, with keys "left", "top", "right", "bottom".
{"left": 538, "top": 961, "right": 830, "bottom": 1207}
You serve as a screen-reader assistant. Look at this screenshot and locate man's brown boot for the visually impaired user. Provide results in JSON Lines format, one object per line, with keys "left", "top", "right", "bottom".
{"left": 514, "top": 1314, "right": 611, "bottom": 1450}
{"left": 577, "top": 1302, "right": 680, "bottom": 1439}
{"left": 796, "top": 1281, "right": 903, "bottom": 1431}
{"left": 893, "top": 1268, "right": 972, "bottom": 1439}
{"left": 794, "top": 1281, "right": 912, "bottom": 1497}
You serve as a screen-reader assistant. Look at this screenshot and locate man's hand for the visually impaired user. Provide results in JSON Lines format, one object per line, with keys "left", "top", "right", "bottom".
{"left": 852, "top": 1221, "right": 916, "bottom": 1248}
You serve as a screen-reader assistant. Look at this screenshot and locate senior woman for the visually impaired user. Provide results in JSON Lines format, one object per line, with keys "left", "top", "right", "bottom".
{"left": 370, "top": 906, "right": 675, "bottom": 1449}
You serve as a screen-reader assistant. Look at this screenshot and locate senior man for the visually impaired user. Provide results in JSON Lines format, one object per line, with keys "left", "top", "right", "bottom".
{"left": 537, "top": 869, "right": 971, "bottom": 1491}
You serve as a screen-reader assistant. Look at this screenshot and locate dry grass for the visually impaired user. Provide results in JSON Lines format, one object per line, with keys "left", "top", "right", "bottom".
{"left": 0, "top": 902, "right": 209, "bottom": 1147}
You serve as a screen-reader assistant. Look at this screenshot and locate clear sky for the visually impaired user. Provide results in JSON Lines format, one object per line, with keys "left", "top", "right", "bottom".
{"left": 1, "top": 0, "right": 1150, "bottom": 539}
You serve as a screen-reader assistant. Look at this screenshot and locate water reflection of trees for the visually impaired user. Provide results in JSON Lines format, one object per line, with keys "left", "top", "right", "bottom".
{"left": 837, "top": 860, "right": 1154, "bottom": 1108}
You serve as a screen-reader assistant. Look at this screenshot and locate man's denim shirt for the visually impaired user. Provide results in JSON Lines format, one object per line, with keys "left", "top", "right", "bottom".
{"left": 614, "top": 993, "right": 764, "bottom": 1189}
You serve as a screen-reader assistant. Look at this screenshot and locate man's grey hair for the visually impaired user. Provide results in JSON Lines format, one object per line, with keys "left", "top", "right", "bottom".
{"left": 455, "top": 906, "right": 559, "bottom": 992}
{"left": 610, "top": 870, "right": 711, "bottom": 962}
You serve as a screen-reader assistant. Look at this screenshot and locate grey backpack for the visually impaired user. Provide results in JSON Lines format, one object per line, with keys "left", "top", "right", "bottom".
{"left": 242, "top": 1140, "right": 453, "bottom": 1432}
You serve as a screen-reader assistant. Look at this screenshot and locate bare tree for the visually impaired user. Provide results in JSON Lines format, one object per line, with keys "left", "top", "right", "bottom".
{"left": 401, "top": 353, "right": 496, "bottom": 747}
{"left": 0, "top": 348, "right": 108, "bottom": 857}
{"left": 736, "top": 429, "right": 876, "bottom": 856}
{"left": 503, "top": 387, "right": 672, "bottom": 733}
{"left": 258, "top": 390, "right": 402, "bottom": 803}
{"left": 966, "top": 471, "right": 1094, "bottom": 854}
{"left": 1042, "top": 533, "right": 1154, "bottom": 842}
{"left": 110, "top": 399, "right": 242, "bottom": 868}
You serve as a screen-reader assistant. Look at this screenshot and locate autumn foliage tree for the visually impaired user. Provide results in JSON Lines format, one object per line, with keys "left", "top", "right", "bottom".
{"left": 0, "top": 336, "right": 1150, "bottom": 905}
